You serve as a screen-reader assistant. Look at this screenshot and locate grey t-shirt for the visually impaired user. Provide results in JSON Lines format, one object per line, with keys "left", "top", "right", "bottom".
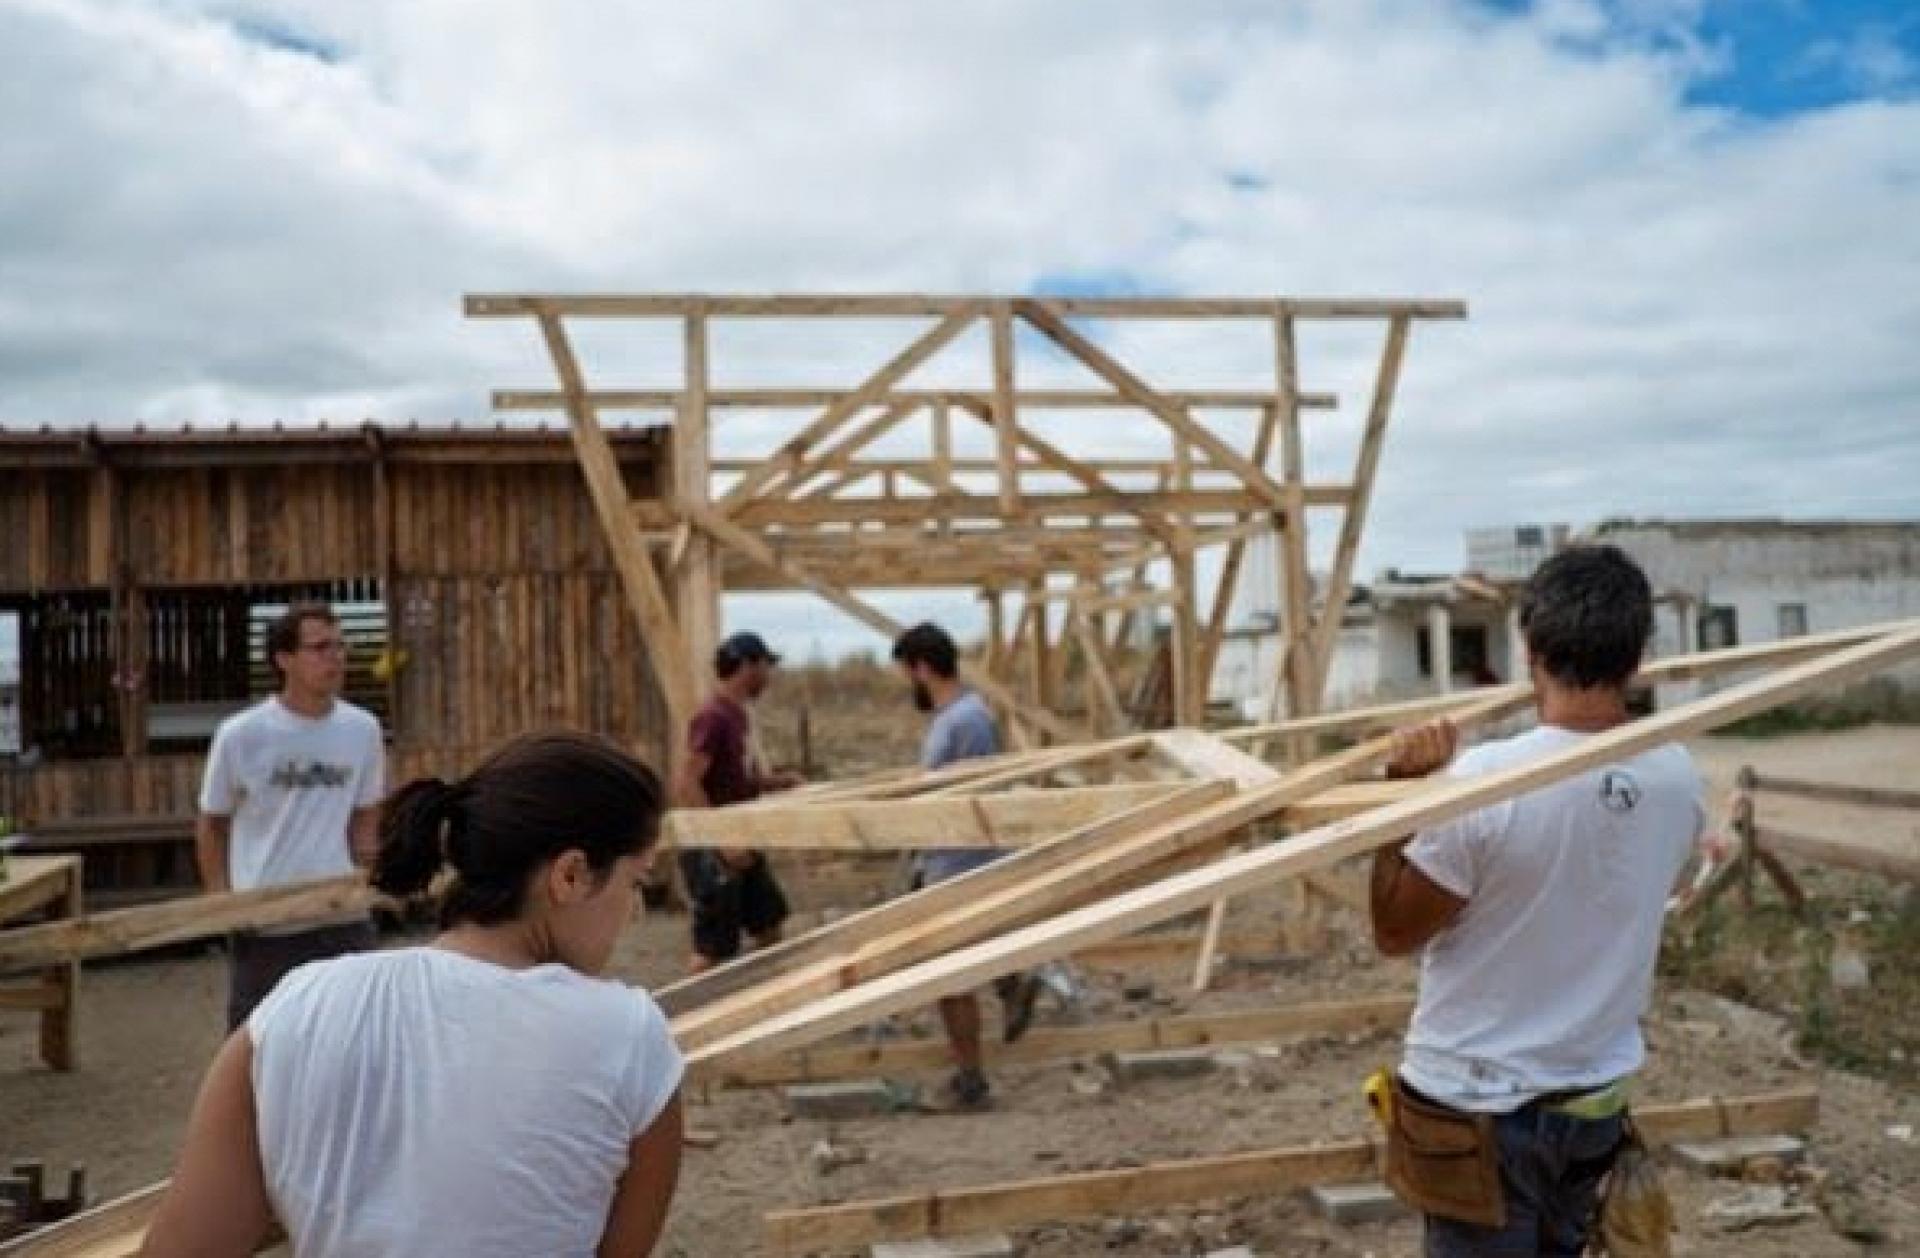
{"left": 921, "top": 689, "right": 1001, "bottom": 770}
{"left": 917, "top": 690, "right": 1003, "bottom": 882}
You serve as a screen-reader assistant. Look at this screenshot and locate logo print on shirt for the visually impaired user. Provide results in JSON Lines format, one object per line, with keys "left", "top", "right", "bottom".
{"left": 268, "top": 759, "right": 352, "bottom": 790}
{"left": 1599, "top": 769, "right": 1642, "bottom": 814}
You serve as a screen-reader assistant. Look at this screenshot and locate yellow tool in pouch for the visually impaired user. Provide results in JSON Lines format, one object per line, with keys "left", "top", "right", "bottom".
{"left": 1363, "top": 1066, "right": 1394, "bottom": 1126}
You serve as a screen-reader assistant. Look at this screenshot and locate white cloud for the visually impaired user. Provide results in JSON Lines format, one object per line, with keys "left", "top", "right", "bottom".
{"left": 1, "top": 0, "right": 1917, "bottom": 658}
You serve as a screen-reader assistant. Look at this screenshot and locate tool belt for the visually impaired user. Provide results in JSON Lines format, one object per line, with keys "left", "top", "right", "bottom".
{"left": 1384, "top": 1076, "right": 1507, "bottom": 1228}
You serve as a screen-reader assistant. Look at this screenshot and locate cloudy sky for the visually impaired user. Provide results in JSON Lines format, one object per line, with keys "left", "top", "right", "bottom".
{"left": 2, "top": 0, "right": 1916, "bottom": 660}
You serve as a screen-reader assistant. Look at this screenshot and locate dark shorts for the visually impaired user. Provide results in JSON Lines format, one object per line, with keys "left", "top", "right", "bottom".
{"left": 680, "top": 850, "right": 790, "bottom": 963}
{"left": 228, "top": 920, "right": 377, "bottom": 1032}
{"left": 1423, "top": 1102, "right": 1625, "bottom": 1258}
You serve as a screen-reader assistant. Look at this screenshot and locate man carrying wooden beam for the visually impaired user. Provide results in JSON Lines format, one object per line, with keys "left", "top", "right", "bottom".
{"left": 1369, "top": 546, "right": 1703, "bottom": 1256}
{"left": 672, "top": 633, "right": 803, "bottom": 974}
{"left": 195, "top": 603, "right": 386, "bottom": 1030}
{"left": 893, "top": 622, "right": 1043, "bottom": 1110}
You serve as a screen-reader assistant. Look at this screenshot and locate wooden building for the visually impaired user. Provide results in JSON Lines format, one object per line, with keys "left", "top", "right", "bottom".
{"left": 0, "top": 423, "right": 671, "bottom": 891}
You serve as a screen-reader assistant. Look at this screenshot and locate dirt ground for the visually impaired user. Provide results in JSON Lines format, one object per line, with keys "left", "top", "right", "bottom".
{"left": 3, "top": 721, "right": 1917, "bottom": 1255}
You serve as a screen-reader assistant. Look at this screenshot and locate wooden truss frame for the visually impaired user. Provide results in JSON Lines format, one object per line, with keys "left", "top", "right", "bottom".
{"left": 464, "top": 293, "right": 1467, "bottom": 748}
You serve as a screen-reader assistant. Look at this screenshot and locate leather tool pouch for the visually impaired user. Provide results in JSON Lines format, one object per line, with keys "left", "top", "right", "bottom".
{"left": 1384, "top": 1077, "right": 1507, "bottom": 1228}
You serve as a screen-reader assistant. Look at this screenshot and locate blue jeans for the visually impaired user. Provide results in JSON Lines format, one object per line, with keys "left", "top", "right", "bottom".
{"left": 1424, "top": 1105, "right": 1624, "bottom": 1257}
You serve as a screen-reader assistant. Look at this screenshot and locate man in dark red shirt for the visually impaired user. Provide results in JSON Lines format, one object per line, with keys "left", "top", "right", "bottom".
{"left": 672, "top": 632, "right": 802, "bottom": 972}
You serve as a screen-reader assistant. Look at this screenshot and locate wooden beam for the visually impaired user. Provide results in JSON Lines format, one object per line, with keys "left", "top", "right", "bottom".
{"left": 533, "top": 308, "right": 698, "bottom": 736}
{"left": 638, "top": 488, "right": 1328, "bottom": 530}
{"left": 663, "top": 783, "right": 1186, "bottom": 851}
{"left": 677, "top": 501, "right": 1086, "bottom": 744}
{"left": 0, "top": 876, "right": 377, "bottom": 974}
{"left": 719, "top": 309, "right": 979, "bottom": 509}
{"left": 1198, "top": 403, "right": 1281, "bottom": 692}
{"left": 1071, "top": 609, "right": 1126, "bottom": 735}
{"left": 498, "top": 387, "right": 1343, "bottom": 413}
{"left": 760, "top": 1089, "right": 1812, "bottom": 1254}
{"left": 990, "top": 302, "right": 1021, "bottom": 515}
{"left": 1015, "top": 300, "right": 1292, "bottom": 514}
{"left": 674, "top": 312, "right": 720, "bottom": 677}
{"left": 695, "top": 993, "right": 1414, "bottom": 1087}
{"left": 1274, "top": 311, "right": 1317, "bottom": 725}
{"left": 769, "top": 400, "right": 919, "bottom": 501}
{"left": 1151, "top": 729, "right": 1282, "bottom": 989}
{"left": 950, "top": 398, "right": 1181, "bottom": 547}
{"left": 651, "top": 735, "right": 1157, "bottom": 1018}
{"left": 468, "top": 293, "right": 1469, "bottom": 320}
{"left": 670, "top": 782, "right": 1237, "bottom": 1050}
{"left": 690, "top": 625, "right": 1920, "bottom": 1066}
{"left": 1307, "top": 316, "right": 1409, "bottom": 694}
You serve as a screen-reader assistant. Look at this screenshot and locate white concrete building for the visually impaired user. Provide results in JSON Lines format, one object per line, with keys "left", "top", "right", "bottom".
{"left": 1594, "top": 520, "right": 1920, "bottom": 654}
{"left": 1209, "top": 519, "right": 1920, "bottom": 718}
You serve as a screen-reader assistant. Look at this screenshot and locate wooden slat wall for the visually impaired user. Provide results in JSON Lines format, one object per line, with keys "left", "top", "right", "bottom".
{"left": 0, "top": 444, "right": 670, "bottom": 823}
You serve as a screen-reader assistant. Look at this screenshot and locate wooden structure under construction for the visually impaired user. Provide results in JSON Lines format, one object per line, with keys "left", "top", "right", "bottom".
{"left": 465, "top": 293, "right": 1468, "bottom": 753}
{"left": 0, "top": 425, "right": 671, "bottom": 897}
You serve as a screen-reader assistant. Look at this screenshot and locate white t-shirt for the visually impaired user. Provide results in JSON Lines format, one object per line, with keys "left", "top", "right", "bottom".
{"left": 1400, "top": 725, "right": 1703, "bottom": 1112}
{"left": 248, "top": 948, "right": 684, "bottom": 1258}
{"left": 198, "top": 697, "right": 385, "bottom": 891}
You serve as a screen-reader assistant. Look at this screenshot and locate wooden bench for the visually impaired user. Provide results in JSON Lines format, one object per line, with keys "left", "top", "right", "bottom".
{"left": 12, "top": 816, "right": 197, "bottom": 910}
{"left": 0, "top": 855, "right": 82, "bottom": 1071}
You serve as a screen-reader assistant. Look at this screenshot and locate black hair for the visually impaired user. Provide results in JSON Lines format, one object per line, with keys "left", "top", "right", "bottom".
{"left": 266, "top": 602, "right": 338, "bottom": 684}
{"left": 1518, "top": 544, "right": 1653, "bottom": 690}
{"left": 372, "top": 731, "right": 664, "bottom": 927}
{"left": 891, "top": 622, "right": 959, "bottom": 678}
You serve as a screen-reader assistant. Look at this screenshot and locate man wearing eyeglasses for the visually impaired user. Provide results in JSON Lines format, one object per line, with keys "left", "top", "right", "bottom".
{"left": 196, "top": 602, "right": 386, "bottom": 1029}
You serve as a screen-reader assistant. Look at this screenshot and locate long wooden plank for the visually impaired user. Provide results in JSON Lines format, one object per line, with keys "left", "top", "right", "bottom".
{"left": 533, "top": 308, "right": 697, "bottom": 734}
{"left": 671, "top": 781, "right": 1239, "bottom": 1050}
{"left": 652, "top": 765, "right": 1205, "bottom": 1018}
{"left": 1151, "top": 731, "right": 1283, "bottom": 990}
{"left": 1307, "top": 315, "right": 1409, "bottom": 692}
{"left": 674, "top": 704, "right": 1507, "bottom": 1051}
{"left": 694, "top": 993, "right": 1415, "bottom": 1087}
{"left": 720, "top": 309, "right": 978, "bottom": 509}
{"left": 468, "top": 294, "right": 1469, "bottom": 320}
{"left": 0, "top": 1183, "right": 169, "bottom": 1258}
{"left": 663, "top": 783, "right": 1186, "bottom": 851}
{"left": 636, "top": 487, "right": 1325, "bottom": 530}
{"left": 763, "top": 1089, "right": 1816, "bottom": 1254}
{"left": 499, "top": 387, "right": 1342, "bottom": 412}
{"left": 1222, "top": 619, "right": 1903, "bottom": 750}
{"left": 1273, "top": 311, "right": 1317, "bottom": 724}
{"left": 0, "top": 876, "right": 375, "bottom": 973}
{"left": 693, "top": 625, "right": 1920, "bottom": 1066}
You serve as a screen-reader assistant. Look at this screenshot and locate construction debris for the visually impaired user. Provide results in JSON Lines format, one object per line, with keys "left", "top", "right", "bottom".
{"left": 785, "top": 1080, "right": 899, "bottom": 1122}
{"left": 1669, "top": 1135, "right": 1807, "bottom": 1177}
{"left": 1307, "top": 1182, "right": 1407, "bottom": 1225}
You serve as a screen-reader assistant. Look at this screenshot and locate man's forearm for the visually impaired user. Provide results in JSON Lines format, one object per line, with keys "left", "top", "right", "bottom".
{"left": 1369, "top": 839, "right": 1412, "bottom": 925}
{"left": 194, "top": 817, "right": 231, "bottom": 894}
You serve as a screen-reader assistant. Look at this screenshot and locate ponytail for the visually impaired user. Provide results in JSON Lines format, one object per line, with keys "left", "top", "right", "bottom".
{"left": 373, "top": 733, "right": 663, "bottom": 929}
{"left": 372, "top": 778, "right": 466, "bottom": 899}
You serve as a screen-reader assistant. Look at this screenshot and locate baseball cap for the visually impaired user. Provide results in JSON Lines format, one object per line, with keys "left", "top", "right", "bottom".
{"left": 716, "top": 631, "right": 780, "bottom": 669}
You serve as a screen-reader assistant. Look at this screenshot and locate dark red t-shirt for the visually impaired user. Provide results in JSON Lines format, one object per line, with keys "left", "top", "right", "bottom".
{"left": 689, "top": 695, "right": 757, "bottom": 807}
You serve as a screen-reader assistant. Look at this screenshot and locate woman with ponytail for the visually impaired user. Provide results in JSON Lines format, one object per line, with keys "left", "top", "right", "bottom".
{"left": 141, "top": 732, "right": 684, "bottom": 1257}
